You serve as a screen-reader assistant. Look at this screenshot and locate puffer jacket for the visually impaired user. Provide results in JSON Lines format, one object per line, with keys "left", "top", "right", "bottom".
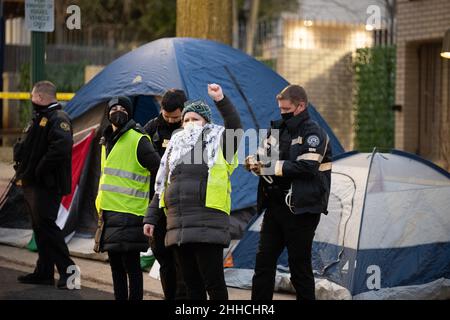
{"left": 100, "top": 210, "right": 149, "bottom": 252}
{"left": 164, "top": 164, "right": 230, "bottom": 247}
{"left": 144, "top": 96, "right": 242, "bottom": 248}
{"left": 98, "top": 120, "right": 160, "bottom": 253}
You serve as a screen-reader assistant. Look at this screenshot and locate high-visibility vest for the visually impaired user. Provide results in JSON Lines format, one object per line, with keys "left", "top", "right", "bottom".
{"left": 96, "top": 129, "right": 151, "bottom": 216}
{"left": 159, "top": 149, "right": 238, "bottom": 215}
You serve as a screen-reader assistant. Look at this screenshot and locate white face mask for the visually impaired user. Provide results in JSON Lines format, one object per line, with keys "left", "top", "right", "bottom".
{"left": 184, "top": 121, "right": 203, "bottom": 131}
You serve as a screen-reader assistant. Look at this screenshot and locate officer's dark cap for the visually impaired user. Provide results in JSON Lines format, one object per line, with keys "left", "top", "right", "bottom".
{"left": 276, "top": 85, "right": 308, "bottom": 106}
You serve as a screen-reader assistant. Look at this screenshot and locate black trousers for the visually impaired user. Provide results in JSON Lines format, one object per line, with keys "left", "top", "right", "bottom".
{"left": 173, "top": 243, "right": 228, "bottom": 300}
{"left": 108, "top": 251, "right": 143, "bottom": 300}
{"left": 251, "top": 204, "right": 321, "bottom": 300}
{"left": 150, "top": 214, "right": 186, "bottom": 300}
{"left": 23, "top": 186, "right": 75, "bottom": 279}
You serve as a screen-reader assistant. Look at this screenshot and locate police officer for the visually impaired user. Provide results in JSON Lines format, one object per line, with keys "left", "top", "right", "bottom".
{"left": 13, "top": 81, "right": 76, "bottom": 289}
{"left": 245, "top": 85, "right": 332, "bottom": 300}
{"left": 143, "top": 89, "right": 187, "bottom": 300}
{"left": 144, "top": 89, "right": 186, "bottom": 157}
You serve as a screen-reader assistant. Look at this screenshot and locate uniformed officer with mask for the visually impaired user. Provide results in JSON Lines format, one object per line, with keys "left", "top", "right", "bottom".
{"left": 144, "top": 89, "right": 186, "bottom": 157}
{"left": 245, "top": 85, "right": 332, "bottom": 300}
{"left": 13, "top": 81, "right": 76, "bottom": 289}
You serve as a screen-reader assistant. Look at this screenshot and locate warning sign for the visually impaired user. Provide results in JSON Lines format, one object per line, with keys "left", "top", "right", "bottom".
{"left": 25, "top": 0, "right": 55, "bottom": 32}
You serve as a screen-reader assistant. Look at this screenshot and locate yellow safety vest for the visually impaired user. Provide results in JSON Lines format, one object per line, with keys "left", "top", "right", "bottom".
{"left": 159, "top": 150, "right": 238, "bottom": 215}
{"left": 96, "top": 129, "right": 151, "bottom": 216}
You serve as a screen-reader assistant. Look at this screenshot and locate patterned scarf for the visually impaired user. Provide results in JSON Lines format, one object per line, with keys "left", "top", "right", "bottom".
{"left": 154, "top": 123, "right": 224, "bottom": 197}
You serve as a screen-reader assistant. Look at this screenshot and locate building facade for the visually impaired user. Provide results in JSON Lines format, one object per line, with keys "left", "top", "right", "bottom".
{"left": 255, "top": 0, "right": 389, "bottom": 152}
{"left": 395, "top": 0, "right": 450, "bottom": 169}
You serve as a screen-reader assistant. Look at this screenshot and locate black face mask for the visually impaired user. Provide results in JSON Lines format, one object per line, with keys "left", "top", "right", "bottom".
{"left": 281, "top": 112, "right": 294, "bottom": 121}
{"left": 32, "top": 102, "right": 43, "bottom": 110}
{"left": 32, "top": 102, "right": 53, "bottom": 111}
{"left": 167, "top": 121, "right": 181, "bottom": 131}
{"left": 110, "top": 111, "right": 128, "bottom": 127}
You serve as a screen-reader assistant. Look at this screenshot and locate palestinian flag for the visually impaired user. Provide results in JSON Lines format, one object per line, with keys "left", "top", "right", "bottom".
{"left": 27, "top": 130, "right": 95, "bottom": 251}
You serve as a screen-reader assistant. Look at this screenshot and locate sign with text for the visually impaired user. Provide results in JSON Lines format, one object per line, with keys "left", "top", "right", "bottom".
{"left": 25, "top": 0, "right": 55, "bottom": 32}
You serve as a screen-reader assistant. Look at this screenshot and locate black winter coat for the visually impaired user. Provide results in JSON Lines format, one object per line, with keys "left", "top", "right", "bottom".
{"left": 100, "top": 210, "right": 149, "bottom": 253}
{"left": 257, "top": 109, "right": 332, "bottom": 215}
{"left": 144, "top": 96, "right": 242, "bottom": 248}
{"left": 143, "top": 113, "right": 181, "bottom": 157}
{"left": 99, "top": 120, "right": 161, "bottom": 253}
{"left": 144, "top": 113, "right": 181, "bottom": 199}
{"left": 14, "top": 103, "right": 73, "bottom": 195}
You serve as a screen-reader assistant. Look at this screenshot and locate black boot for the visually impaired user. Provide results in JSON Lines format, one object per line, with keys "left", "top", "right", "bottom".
{"left": 17, "top": 273, "right": 54, "bottom": 286}
{"left": 57, "top": 274, "right": 81, "bottom": 290}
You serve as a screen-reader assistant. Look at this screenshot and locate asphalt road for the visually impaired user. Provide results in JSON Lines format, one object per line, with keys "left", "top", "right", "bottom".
{"left": 0, "top": 267, "right": 114, "bottom": 300}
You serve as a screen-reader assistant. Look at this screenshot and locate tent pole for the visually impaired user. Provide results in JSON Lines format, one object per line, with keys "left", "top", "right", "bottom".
{"left": 351, "top": 147, "right": 378, "bottom": 296}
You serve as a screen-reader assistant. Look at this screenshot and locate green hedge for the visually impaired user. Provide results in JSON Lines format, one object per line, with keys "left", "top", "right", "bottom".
{"left": 354, "top": 46, "right": 396, "bottom": 152}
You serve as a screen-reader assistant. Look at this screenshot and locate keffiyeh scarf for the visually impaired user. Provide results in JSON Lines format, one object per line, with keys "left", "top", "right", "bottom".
{"left": 154, "top": 123, "right": 225, "bottom": 197}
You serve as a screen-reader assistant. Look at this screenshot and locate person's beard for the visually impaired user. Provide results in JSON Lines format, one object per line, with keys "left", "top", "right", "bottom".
{"left": 167, "top": 121, "right": 181, "bottom": 131}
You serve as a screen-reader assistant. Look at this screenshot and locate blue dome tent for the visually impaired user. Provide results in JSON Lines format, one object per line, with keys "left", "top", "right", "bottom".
{"left": 0, "top": 37, "right": 345, "bottom": 262}
{"left": 225, "top": 150, "right": 450, "bottom": 299}
{"left": 66, "top": 37, "right": 345, "bottom": 212}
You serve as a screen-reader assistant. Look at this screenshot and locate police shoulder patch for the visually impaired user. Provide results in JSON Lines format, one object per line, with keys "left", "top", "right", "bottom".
{"left": 60, "top": 122, "right": 70, "bottom": 131}
{"left": 306, "top": 135, "right": 320, "bottom": 147}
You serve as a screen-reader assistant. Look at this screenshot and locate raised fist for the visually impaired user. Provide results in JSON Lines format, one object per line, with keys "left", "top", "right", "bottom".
{"left": 208, "top": 83, "right": 224, "bottom": 102}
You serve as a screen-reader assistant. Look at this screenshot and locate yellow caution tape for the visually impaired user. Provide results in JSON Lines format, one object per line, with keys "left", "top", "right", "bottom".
{"left": 56, "top": 93, "right": 75, "bottom": 101}
{"left": 0, "top": 92, "right": 75, "bottom": 101}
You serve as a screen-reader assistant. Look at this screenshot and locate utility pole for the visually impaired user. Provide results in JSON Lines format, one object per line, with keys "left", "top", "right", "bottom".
{"left": 31, "top": 31, "right": 45, "bottom": 85}
{"left": 26, "top": 0, "right": 54, "bottom": 86}
{"left": 0, "top": 0, "right": 5, "bottom": 136}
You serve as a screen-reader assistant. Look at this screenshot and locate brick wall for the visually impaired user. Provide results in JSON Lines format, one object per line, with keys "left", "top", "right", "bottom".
{"left": 275, "top": 21, "right": 371, "bottom": 151}
{"left": 396, "top": 0, "right": 450, "bottom": 168}
{"left": 277, "top": 47, "right": 354, "bottom": 150}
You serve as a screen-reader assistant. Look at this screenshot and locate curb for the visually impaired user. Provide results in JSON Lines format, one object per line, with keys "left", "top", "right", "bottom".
{"left": 0, "top": 253, "right": 164, "bottom": 299}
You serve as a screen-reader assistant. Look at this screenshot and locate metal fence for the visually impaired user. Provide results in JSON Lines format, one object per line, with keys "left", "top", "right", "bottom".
{"left": 4, "top": 44, "right": 126, "bottom": 73}
{"left": 239, "top": 17, "right": 393, "bottom": 60}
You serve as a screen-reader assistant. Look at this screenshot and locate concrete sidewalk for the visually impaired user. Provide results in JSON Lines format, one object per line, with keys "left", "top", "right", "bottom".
{"left": 0, "top": 266, "right": 114, "bottom": 300}
{"left": 0, "top": 244, "right": 295, "bottom": 300}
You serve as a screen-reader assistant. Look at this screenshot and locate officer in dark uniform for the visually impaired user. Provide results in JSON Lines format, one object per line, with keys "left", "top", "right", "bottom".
{"left": 13, "top": 81, "right": 77, "bottom": 289}
{"left": 143, "top": 89, "right": 187, "bottom": 300}
{"left": 245, "top": 85, "right": 332, "bottom": 300}
{"left": 144, "top": 89, "right": 186, "bottom": 157}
